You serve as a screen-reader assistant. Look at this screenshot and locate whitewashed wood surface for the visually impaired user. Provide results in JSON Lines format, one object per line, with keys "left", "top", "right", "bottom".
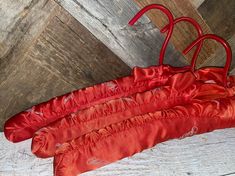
{"left": 1, "top": 128, "right": 235, "bottom": 176}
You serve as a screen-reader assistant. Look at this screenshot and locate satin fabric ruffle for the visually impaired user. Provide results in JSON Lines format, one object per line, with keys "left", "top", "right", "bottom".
{"left": 4, "top": 65, "right": 190, "bottom": 143}
{"left": 53, "top": 96, "right": 235, "bottom": 176}
{"left": 31, "top": 69, "right": 235, "bottom": 158}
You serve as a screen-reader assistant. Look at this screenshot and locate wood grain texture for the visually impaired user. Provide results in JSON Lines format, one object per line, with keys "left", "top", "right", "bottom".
{"left": 28, "top": 9, "right": 131, "bottom": 88}
{"left": 200, "top": 34, "right": 235, "bottom": 70}
{"left": 1, "top": 128, "right": 235, "bottom": 176}
{"left": 0, "top": 3, "right": 131, "bottom": 131}
{"left": 0, "top": 0, "right": 32, "bottom": 58}
{"left": 0, "top": 0, "right": 59, "bottom": 130}
{"left": 190, "top": 0, "right": 205, "bottom": 9}
{"left": 0, "top": 0, "right": 57, "bottom": 61}
{"left": 198, "top": 0, "right": 235, "bottom": 40}
{"left": 55, "top": 0, "right": 187, "bottom": 68}
{"left": 0, "top": 0, "right": 58, "bottom": 85}
{"left": 133, "top": 0, "right": 218, "bottom": 66}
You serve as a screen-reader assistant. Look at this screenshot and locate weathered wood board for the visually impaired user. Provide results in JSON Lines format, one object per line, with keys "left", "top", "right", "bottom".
{"left": 196, "top": 0, "right": 235, "bottom": 70}
{"left": 198, "top": 0, "right": 235, "bottom": 40}
{"left": 55, "top": 0, "right": 187, "bottom": 67}
{"left": 0, "top": 0, "right": 57, "bottom": 64}
{"left": 1, "top": 128, "right": 235, "bottom": 176}
{"left": 200, "top": 34, "right": 235, "bottom": 70}
{"left": 190, "top": 0, "right": 205, "bottom": 9}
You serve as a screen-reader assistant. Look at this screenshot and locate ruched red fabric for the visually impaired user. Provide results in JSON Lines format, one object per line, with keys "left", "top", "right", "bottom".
{"left": 4, "top": 65, "right": 190, "bottom": 143}
{"left": 53, "top": 95, "right": 235, "bottom": 176}
{"left": 31, "top": 68, "right": 235, "bottom": 158}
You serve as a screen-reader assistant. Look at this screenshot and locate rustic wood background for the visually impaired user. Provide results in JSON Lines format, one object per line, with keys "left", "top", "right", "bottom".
{"left": 0, "top": 0, "right": 235, "bottom": 175}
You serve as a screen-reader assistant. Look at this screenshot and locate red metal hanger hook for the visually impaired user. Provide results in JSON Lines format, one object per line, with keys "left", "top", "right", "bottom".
{"left": 161, "top": 17, "right": 203, "bottom": 71}
{"left": 128, "top": 4, "right": 174, "bottom": 65}
{"left": 183, "top": 34, "right": 232, "bottom": 87}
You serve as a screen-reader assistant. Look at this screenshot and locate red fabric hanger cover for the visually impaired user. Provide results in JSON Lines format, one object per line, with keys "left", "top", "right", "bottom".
{"left": 4, "top": 4, "right": 201, "bottom": 143}
{"left": 52, "top": 6, "right": 233, "bottom": 176}
{"left": 30, "top": 4, "right": 206, "bottom": 158}
{"left": 53, "top": 33, "right": 234, "bottom": 176}
{"left": 32, "top": 68, "right": 233, "bottom": 158}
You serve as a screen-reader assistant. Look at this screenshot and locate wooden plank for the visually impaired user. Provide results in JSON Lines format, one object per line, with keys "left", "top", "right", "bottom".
{"left": 198, "top": 0, "right": 235, "bottom": 40}
{"left": 0, "top": 0, "right": 58, "bottom": 84}
{"left": 190, "top": 0, "right": 205, "bottom": 9}
{"left": 1, "top": 128, "right": 235, "bottom": 175}
{"left": 0, "top": 0, "right": 60, "bottom": 130}
{"left": 191, "top": 0, "right": 235, "bottom": 70}
{"left": 55, "top": 0, "right": 187, "bottom": 68}
{"left": 0, "top": 0, "right": 57, "bottom": 62}
{"left": 0, "top": 4, "right": 131, "bottom": 130}
{"left": 133, "top": 0, "right": 218, "bottom": 66}
{"left": 28, "top": 9, "right": 131, "bottom": 88}
{"left": 200, "top": 33, "right": 235, "bottom": 70}
{"left": 0, "top": 0, "right": 33, "bottom": 58}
